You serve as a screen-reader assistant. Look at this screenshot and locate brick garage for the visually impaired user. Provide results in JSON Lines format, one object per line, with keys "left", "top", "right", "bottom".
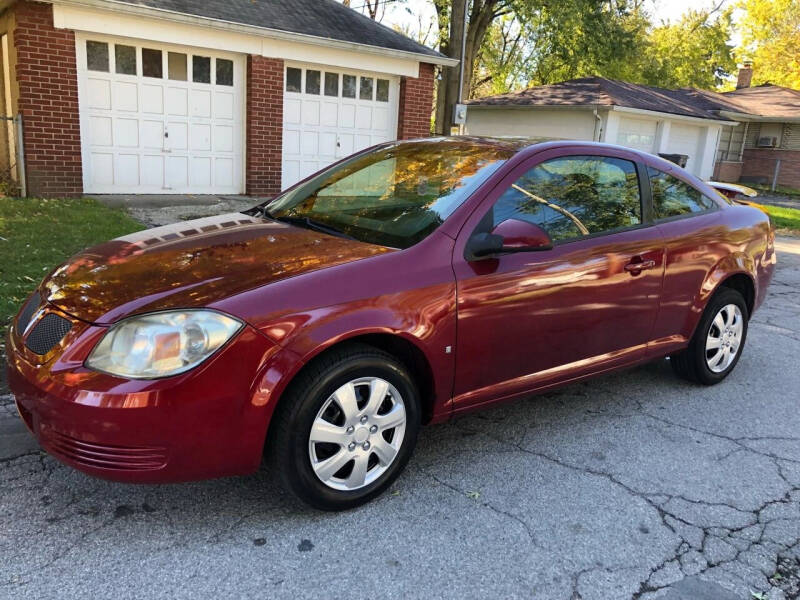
{"left": 0, "top": 0, "right": 450, "bottom": 197}
{"left": 11, "top": 1, "right": 82, "bottom": 197}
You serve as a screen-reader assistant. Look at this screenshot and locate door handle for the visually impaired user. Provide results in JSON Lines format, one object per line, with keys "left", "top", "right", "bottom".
{"left": 624, "top": 259, "right": 657, "bottom": 274}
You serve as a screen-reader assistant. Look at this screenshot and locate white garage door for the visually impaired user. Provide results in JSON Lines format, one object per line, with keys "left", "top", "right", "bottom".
{"left": 282, "top": 64, "right": 399, "bottom": 189}
{"left": 617, "top": 117, "right": 657, "bottom": 154}
{"left": 666, "top": 123, "right": 702, "bottom": 175}
{"left": 77, "top": 34, "right": 245, "bottom": 194}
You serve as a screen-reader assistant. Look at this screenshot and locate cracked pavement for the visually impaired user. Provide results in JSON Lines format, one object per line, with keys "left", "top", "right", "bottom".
{"left": 1, "top": 237, "right": 799, "bottom": 600}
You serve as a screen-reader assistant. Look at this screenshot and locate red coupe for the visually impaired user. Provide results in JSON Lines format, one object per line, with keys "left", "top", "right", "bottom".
{"left": 7, "top": 138, "right": 775, "bottom": 510}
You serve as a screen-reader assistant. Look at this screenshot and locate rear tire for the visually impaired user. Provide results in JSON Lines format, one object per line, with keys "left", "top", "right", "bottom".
{"left": 269, "top": 343, "right": 421, "bottom": 511}
{"left": 671, "top": 288, "right": 749, "bottom": 385}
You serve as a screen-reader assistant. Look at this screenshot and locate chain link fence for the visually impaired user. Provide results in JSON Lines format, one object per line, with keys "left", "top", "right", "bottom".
{"left": 0, "top": 114, "right": 24, "bottom": 197}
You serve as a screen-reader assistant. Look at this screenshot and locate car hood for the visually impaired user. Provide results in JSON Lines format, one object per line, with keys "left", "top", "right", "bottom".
{"left": 41, "top": 213, "right": 392, "bottom": 324}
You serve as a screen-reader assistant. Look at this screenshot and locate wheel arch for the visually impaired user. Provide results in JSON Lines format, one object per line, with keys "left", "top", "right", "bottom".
{"left": 688, "top": 255, "right": 756, "bottom": 342}
{"left": 260, "top": 330, "right": 441, "bottom": 455}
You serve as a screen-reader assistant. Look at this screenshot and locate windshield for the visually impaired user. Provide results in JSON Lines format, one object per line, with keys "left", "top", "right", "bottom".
{"left": 265, "top": 140, "right": 513, "bottom": 249}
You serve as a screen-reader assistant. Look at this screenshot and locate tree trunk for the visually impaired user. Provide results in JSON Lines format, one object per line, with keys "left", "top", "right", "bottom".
{"left": 435, "top": 0, "right": 467, "bottom": 135}
{"left": 434, "top": 0, "right": 505, "bottom": 134}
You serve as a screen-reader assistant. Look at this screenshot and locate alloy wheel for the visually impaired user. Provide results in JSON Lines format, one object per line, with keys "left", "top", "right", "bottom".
{"left": 308, "top": 377, "right": 406, "bottom": 491}
{"left": 705, "top": 303, "right": 744, "bottom": 373}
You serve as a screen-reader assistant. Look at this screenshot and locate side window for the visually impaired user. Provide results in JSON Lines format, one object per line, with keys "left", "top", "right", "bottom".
{"left": 648, "top": 167, "right": 715, "bottom": 219}
{"left": 492, "top": 155, "right": 642, "bottom": 243}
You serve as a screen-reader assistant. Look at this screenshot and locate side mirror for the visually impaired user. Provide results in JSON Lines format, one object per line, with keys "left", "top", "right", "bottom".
{"left": 466, "top": 218, "right": 553, "bottom": 261}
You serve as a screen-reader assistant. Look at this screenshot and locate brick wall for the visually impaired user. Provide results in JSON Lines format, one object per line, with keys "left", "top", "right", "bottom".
{"left": 246, "top": 55, "right": 283, "bottom": 196}
{"left": 14, "top": 1, "right": 82, "bottom": 197}
{"left": 740, "top": 148, "right": 800, "bottom": 190}
{"left": 713, "top": 161, "right": 743, "bottom": 183}
{"left": 397, "top": 62, "right": 434, "bottom": 139}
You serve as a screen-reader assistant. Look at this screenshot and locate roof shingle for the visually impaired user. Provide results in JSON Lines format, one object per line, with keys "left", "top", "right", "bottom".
{"left": 110, "top": 0, "right": 444, "bottom": 60}
{"left": 467, "top": 77, "right": 728, "bottom": 120}
{"left": 468, "top": 77, "right": 800, "bottom": 123}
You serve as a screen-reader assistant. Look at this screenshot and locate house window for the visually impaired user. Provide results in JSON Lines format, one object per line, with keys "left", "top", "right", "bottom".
{"left": 142, "top": 48, "right": 163, "bottom": 78}
{"left": 286, "top": 67, "right": 302, "bottom": 93}
{"left": 376, "top": 79, "right": 390, "bottom": 102}
{"left": 86, "top": 41, "right": 109, "bottom": 72}
{"left": 168, "top": 52, "right": 187, "bottom": 81}
{"left": 216, "top": 59, "right": 234, "bottom": 86}
{"left": 193, "top": 56, "right": 211, "bottom": 83}
{"left": 114, "top": 45, "right": 136, "bottom": 75}
{"left": 343, "top": 75, "right": 357, "bottom": 98}
{"left": 360, "top": 76, "right": 374, "bottom": 100}
{"left": 306, "top": 70, "right": 321, "bottom": 95}
{"left": 325, "top": 72, "right": 339, "bottom": 97}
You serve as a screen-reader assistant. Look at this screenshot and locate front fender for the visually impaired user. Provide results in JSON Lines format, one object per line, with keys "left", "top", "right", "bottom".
{"left": 271, "top": 297, "right": 457, "bottom": 423}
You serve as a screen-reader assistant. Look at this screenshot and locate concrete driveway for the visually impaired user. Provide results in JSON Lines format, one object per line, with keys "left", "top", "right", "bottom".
{"left": 1, "top": 238, "right": 799, "bottom": 600}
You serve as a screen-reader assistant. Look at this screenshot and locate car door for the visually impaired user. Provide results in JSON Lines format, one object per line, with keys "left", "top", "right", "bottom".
{"left": 451, "top": 150, "right": 665, "bottom": 412}
{"left": 644, "top": 165, "right": 730, "bottom": 354}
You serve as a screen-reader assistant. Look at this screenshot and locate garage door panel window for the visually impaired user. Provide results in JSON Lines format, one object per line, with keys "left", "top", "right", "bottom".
{"left": 376, "top": 79, "right": 390, "bottom": 102}
{"left": 359, "top": 77, "right": 373, "bottom": 101}
{"left": 286, "top": 68, "right": 302, "bottom": 93}
{"left": 192, "top": 56, "right": 211, "bottom": 84}
{"left": 648, "top": 167, "right": 715, "bottom": 219}
{"left": 492, "top": 156, "right": 642, "bottom": 243}
{"left": 343, "top": 75, "right": 357, "bottom": 98}
{"left": 87, "top": 41, "right": 109, "bottom": 72}
{"left": 325, "top": 72, "right": 339, "bottom": 97}
{"left": 306, "top": 70, "right": 321, "bottom": 95}
{"left": 168, "top": 52, "right": 187, "bottom": 81}
{"left": 216, "top": 59, "right": 234, "bottom": 87}
{"left": 142, "top": 48, "right": 163, "bottom": 79}
{"left": 114, "top": 45, "right": 136, "bottom": 76}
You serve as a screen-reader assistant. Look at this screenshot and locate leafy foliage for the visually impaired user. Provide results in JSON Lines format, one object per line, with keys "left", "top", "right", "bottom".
{"left": 737, "top": 0, "right": 800, "bottom": 89}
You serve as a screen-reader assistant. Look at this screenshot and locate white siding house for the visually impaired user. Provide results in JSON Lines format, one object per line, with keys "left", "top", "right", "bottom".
{"left": 465, "top": 78, "right": 736, "bottom": 180}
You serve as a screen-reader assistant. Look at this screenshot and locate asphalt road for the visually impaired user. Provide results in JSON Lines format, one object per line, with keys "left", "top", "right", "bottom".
{"left": 1, "top": 238, "right": 799, "bottom": 600}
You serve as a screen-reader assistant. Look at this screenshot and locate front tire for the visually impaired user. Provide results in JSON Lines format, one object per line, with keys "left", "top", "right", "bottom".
{"left": 270, "top": 344, "right": 421, "bottom": 510}
{"left": 671, "top": 288, "right": 749, "bottom": 385}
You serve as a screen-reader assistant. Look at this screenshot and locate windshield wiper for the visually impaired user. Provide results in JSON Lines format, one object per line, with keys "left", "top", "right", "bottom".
{"left": 264, "top": 210, "right": 356, "bottom": 241}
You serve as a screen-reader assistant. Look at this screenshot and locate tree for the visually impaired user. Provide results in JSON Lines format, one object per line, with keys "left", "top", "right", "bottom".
{"left": 433, "top": 0, "right": 513, "bottom": 134}
{"left": 637, "top": 6, "right": 736, "bottom": 89}
{"left": 737, "top": 0, "right": 800, "bottom": 89}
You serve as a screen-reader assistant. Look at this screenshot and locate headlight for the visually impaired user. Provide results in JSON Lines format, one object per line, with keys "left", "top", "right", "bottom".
{"left": 86, "top": 310, "right": 243, "bottom": 379}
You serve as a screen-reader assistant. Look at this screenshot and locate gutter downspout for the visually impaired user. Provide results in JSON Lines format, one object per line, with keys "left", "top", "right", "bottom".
{"left": 593, "top": 107, "right": 602, "bottom": 142}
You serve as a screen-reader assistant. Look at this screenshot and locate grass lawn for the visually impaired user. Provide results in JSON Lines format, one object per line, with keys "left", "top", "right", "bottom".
{"left": 751, "top": 183, "right": 800, "bottom": 198}
{"left": 755, "top": 203, "right": 800, "bottom": 235}
{"left": 0, "top": 197, "right": 144, "bottom": 337}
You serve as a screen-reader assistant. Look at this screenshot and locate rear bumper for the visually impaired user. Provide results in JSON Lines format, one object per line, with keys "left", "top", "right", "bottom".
{"left": 7, "top": 319, "right": 294, "bottom": 484}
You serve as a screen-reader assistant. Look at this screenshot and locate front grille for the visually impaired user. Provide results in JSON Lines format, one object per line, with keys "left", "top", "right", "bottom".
{"left": 25, "top": 313, "right": 72, "bottom": 355}
{"left": 46, "top": 429, "right": 167, "bottom": 471}
{"left": 16, "top": 292, "right": 41, "bottom": 334}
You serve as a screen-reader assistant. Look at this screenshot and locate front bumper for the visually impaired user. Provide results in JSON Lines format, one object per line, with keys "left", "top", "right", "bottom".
{"left": 7, "top": 308, "right": 293, "bottom": 484}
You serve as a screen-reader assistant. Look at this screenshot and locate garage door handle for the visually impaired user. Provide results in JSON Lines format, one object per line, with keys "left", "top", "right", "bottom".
{"left": 624, "top": 259, "right": 656, "bottom": 274}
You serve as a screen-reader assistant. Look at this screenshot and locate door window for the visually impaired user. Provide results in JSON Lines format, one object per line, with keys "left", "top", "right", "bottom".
{"left": 491, "top": 155, "right": 642, "bottom": 243}
{"left": 86, "top": 41, "right": 109, "bottom": 72}
{"left": 142, "top": 48, "right": 163, "bottom": 78}
{"left": 114, "top": 45, "right": 136, "bottom": 75}
{"left": 192, "top": 56, "right": 211, "bottom": 83}
{"left": 648, "top": 167, "right": 716, "bottom": 218}
{"left": 216, "top": 59, "right": 234, "bottom": 86}
{"left": 286, "top": 67, "right": 302, "bottom": 93}
{"left": 168, "top": 52, "right": 187, "bottom": 81}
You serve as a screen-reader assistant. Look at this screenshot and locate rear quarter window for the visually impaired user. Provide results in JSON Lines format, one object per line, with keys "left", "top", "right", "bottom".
{"left": 648, "top": 167, "right": 716, "bottom": 219}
